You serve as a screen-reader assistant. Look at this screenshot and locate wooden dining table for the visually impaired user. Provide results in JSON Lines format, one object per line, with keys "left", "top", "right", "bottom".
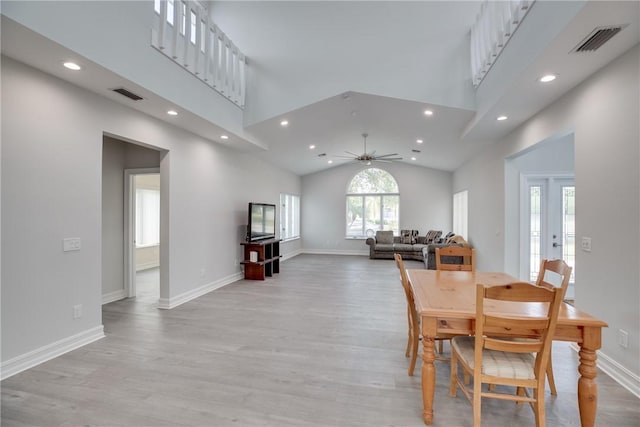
{"left": 406, "top": 269, "right": 608, "bottom": 426}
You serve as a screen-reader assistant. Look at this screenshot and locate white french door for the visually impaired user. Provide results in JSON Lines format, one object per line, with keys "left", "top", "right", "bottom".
{"left": 522, "top": 175, "right": 575, "bottom": 298}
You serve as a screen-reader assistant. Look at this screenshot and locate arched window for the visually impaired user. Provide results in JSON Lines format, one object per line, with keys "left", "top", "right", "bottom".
{"left": 346, "top": 168, "right": 399, "bottom": 237}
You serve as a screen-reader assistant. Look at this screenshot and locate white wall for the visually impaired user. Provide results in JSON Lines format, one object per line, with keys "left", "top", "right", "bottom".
{"left": 1, "top": 1, "right": 247, "bottom": 139}
{"left": 454, "top": 45, "right": 640, "bottom": 382}
{"left": 1, "top": 56, "right": 301, "bottom": 366}
{"left": 302, "top": 162, "right": 452, "bottom": 254}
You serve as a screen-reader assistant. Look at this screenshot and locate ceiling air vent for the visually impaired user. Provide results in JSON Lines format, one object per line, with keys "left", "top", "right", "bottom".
{"left": 111, "top": 87, "right": 143, "bottom": 101}
{"left": 572, "top": 25, "right": 626, "bottom": 53}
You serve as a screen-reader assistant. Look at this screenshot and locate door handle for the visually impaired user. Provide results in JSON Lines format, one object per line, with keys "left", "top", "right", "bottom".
{"left": 553, "top": 242, "right": 562, "bottom": 247}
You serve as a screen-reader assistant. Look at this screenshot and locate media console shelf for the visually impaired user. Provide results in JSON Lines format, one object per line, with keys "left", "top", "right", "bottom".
{"left": 240, "top": 239, "right": 281, "bottom": 280}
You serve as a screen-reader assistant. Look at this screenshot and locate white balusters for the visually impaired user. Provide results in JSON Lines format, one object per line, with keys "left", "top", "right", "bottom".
{"left": 470, "top": 0, "right": 535, "bottom": 88}
{"left": 151, "top": 1, "right": 246, "bottom": 108}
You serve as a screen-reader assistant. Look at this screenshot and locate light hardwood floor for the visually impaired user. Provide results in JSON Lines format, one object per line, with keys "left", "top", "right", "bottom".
{"left": 2, "top": 255, "right": 638, "bottom": 426}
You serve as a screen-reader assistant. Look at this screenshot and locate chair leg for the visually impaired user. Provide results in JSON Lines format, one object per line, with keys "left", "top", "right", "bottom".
{"left": 450, "top": 348, "right": 458, "bottom": 397}
{"left": 438, "top": 339, "right": 444, "bottom": 354}
{"left": 533, "top": 387, "right": 546, "bottom": 427}
{"left": 546, "top": 355, "right": 557, "bottom": 396}
{"left": 408, "top": 329, "right": 420, "bottom": 376}
{"left": 405, "top": 309, "right": 412, "bottom": 358}
{"left": 473, "top": 371, "right": 482, "bottom": 427}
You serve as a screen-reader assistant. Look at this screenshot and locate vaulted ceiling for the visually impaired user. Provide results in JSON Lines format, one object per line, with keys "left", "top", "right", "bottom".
{"left": 2, "top": 1, "right": 638, "bottom": 176}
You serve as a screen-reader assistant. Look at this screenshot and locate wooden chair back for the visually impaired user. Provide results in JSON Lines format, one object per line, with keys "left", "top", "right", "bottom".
{"left": 536, "top": 259, "right": 572, "bottom": 299}
{"left": 435, "top": 247, "right": 476, "bottom": 272}
{"left": 475, "top": 282, "right": 564, "bottom": 383}
{"left": 394, "top": 254, "right": 422, "bottom": 375}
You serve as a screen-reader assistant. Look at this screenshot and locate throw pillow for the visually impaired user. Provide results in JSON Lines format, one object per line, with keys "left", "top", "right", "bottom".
{"left": 425, "top": 230, "right": 442, "bottom": 244}
{"left": 443, "top": 232, "right": 456, "bottom": 243}
{"left": 376, "top": 230, "right": 394, "bottom": 244}
{"left": 401, "top": 229, "right": 419, "bottom": 244}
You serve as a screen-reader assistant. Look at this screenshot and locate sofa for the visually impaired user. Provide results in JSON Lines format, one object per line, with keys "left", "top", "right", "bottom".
{"left": 366, "top": 230, "right": 444, "bottom": 262}
{"left": 366, "top": 230, "right": 470, "bottom": 269}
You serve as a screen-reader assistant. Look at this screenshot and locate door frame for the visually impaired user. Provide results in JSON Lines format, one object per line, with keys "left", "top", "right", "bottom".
{"left": 124, "top": 168, "right": 160, "bottom": 298}
{"left": 519, "top": 173, "right": 575, "bottom": 281}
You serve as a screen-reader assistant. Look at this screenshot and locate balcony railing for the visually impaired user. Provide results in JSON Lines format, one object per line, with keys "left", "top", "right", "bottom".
{"left": 470, "top": 0, "right": 535, "bottom": 88}
{"left": 151, "top": 0, "right": 246, "bottom": 108}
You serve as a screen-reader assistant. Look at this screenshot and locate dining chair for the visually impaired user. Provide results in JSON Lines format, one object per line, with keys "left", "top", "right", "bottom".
{"left": 449, "top": 281, "right": 564, "bottom": 427}
{"left": 433, "top": 246, "right": 476, "bottom": 354}
{"left": 535, "top": 259, "right": 572, "bottom": 396}
{"left": 435, "top": 246, "right": 476, "bottom": 272}
{"left": 394, "top": 254, "right": 456, "bottom": 375}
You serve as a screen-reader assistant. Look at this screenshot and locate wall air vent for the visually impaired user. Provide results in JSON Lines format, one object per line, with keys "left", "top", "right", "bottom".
{"left": 111, "top": 87, "right": 143, "bottom": 101}
{"left": 572, "top": 25, "right": 626, "bottom": 52}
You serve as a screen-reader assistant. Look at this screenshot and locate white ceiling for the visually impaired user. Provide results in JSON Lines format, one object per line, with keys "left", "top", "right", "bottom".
{"left": 2, "top": 1, "right": 638, "bottom": 176}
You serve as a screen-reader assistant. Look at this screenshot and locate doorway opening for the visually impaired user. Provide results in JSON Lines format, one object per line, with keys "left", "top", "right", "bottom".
{"left": 125, "top": 170, "right": 161, "bottom": 303}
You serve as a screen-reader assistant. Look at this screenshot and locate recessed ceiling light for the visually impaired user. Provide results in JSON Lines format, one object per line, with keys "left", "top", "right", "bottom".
{"left": 497, "top": 115, "right": 508, "bottom": 121}
{"left": 63, "top": 62, "right": 81, "bottom": 71}
{"left": 416, "top": 139, "right": 423, "bottom": 144}
{"left": 167, "top": 110, "right": 178, "bottom": 116}
{"left": 220, "top": 135, "right": 229, "bottom": 140}
{"left": 328, "top": 160, "right": 333, "bottom": 164}
{"left": 424, "top": 109, "right": 434, "bottom": 116}
{"left": 411, "top": 157, "right": 417, "bottom": 161}
{"left": 309, "top": 144, "right": 316, "bottom": 149}
{"left": 539, "top": 74, "right": 557, "bottom": 83}
{"left": 280, "top": 120, "right": 289, "bottom": 126}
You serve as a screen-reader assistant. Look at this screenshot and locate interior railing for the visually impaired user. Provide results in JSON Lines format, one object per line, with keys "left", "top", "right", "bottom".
{"left": 151, "top": 0, "right": 246, "bottom": 108}
{"left": 470, "top": 0, "right": 535, "bottom": 88}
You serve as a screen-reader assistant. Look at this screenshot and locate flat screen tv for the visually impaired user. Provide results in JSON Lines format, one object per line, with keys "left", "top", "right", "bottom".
{"left": 247, "top": 202, "right": 276, "bottom": 241}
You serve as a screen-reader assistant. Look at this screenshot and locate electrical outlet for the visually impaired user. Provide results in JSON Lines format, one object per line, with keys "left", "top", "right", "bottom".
{"left": 618, "top": 329, "right": 629, "bottom": 349}
{"left": 73, "top": 304, "right": 83, "bottom": 319}
{"left": 581, "top": 237, "right": 592, "bottom": 252}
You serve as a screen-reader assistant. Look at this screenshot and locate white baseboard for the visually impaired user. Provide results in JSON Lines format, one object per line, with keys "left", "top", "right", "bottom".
{"left": 301, "top": 249, "right": 369, "bottom": 256}
{"left": 569, "top": 343, "right": 640, "bottom": 398}
{"left": 102, "top": 289, "right": 127, "bottom": 305}
{"left": 157, "top": 272, "right": 243, "bottom": 310}
{"left": 281, "top": 249, "right": 302, "bottom": 261}
{"left": 136, "top": 261, "right": 159, "bottom": 271}
{"left": 1, "top": 325, "right": 105, "bottom": 381}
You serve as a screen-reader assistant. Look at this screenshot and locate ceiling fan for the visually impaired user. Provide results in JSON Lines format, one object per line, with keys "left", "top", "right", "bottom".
{"left": 334, "top": 133, "right": 402, "bottom": 165}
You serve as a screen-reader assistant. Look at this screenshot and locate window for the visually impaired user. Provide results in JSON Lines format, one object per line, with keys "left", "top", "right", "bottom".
{"left": 154, "top": 0, "right": 161, "bottom": 14}
{"left": 136, "top": 189, "right": 160, "bottom": 247}
{"left": 453, "top": 190, "right": 468, "bottom": 240}
{"left": 280, "top": 193, "right": 300, "bottom": 241}
{"left": 346, "top": 168, "right": 399, "bottom": 238}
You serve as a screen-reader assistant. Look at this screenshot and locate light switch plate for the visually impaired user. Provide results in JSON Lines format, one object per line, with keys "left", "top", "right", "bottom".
{"left": 63, "top": 237, "right": 81, "bottom": 252}
{"left": 581, "top": 237, "right": 592, "bottom": 252}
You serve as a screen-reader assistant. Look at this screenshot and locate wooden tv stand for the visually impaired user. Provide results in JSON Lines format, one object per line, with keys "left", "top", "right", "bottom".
{"left": 240, "top": 239, "right": 281, "bottom": 280}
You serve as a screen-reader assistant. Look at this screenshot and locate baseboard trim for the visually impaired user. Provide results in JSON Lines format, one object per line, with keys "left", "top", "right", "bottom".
{"left": 136, "top": 261, "right": 160, "bottom": 271}
{"left": 569, "top": 343, "right": 640, "bottom": 398}
{"left": 157, "top": 272, "right": 243, "bottom": 310}
{"left": 102, "top": 289, "right": 127, "bottom": 305}
{"left": 1, "top": 325, "right": 105, "bottom": 381}
{"left": 301, "top": 249, "right": 369, "bottom": 256}
{"left": 281, "top": 249, "right": 302, "bottom": 261}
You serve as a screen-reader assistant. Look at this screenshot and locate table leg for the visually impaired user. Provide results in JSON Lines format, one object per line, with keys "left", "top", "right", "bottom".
{"left": 578, "top": 328, "right": 601, "bottom": 427}
{"left": 421, "top": 336, "right": 436, "bottom": 425}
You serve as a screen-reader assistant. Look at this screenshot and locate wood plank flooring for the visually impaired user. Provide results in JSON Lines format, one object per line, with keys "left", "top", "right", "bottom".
{"left": 2, "top": 255, "right": 638, "bottom": 426}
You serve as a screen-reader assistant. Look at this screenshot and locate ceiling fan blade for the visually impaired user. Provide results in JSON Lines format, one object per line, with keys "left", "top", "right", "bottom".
{"left": 375, "top": 157, "right": 403, "bottom": 161}
{"left": 375, "top": 153, "right": 399, "bottom": 158}
{"left": 344, "top": 151, "right": 360, "bottom": 157}
{"left": 374, "top": 159, "right": 393, "bottom": 163}
{"left": 333, "top": 155, "right": 356, "bottom": 159}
